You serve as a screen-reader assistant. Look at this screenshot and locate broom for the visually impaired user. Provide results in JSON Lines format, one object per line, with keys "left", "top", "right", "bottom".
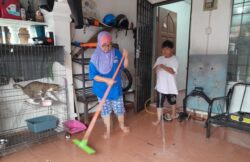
{"left": 73, "top": 54, "right": 125, "bottom": 154}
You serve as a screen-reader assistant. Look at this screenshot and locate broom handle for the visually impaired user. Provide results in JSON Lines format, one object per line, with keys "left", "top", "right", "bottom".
{"left": 83, "top": 55, "right": 125, "bottom": 140}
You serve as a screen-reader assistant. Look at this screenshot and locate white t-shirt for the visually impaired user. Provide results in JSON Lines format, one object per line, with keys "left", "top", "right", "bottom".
{"left": 153, "top": 55, "right": 179, "bottom": 95}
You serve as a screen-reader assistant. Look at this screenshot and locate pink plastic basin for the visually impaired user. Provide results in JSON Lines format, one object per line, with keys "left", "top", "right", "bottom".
{"left": 63, "top": 120, "right": 87, "bottom": 134}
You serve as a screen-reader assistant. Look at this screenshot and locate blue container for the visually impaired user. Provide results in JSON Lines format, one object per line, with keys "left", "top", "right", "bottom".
{"left": 33, "top": 25, "right": 46, "bottom": 38}
{"left": 26, "top": 115, "right": 58, "bottom": 133}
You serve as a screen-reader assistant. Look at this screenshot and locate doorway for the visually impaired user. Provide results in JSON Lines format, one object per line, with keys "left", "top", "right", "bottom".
{"left": 152, "top": 0, "right": 192, "bottom": 107}
{"left": 135, "top": 0, "right": 191, "bottom": 111}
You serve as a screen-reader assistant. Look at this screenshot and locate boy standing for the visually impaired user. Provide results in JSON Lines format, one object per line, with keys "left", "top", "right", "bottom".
{"left": 153, "top": 40, "right": 179, "bottom": 125}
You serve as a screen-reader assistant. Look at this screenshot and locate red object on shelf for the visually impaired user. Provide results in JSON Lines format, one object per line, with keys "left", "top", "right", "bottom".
{"left": 0, "top": 0, "right": 21, "bottom": 20}
{"left": 0, "top": 1, "right": 1, "bottom": 17}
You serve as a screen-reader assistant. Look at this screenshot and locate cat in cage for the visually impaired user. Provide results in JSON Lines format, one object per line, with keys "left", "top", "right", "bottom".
{"left": 13, "top": 81, "right": 63, "bottom": 105}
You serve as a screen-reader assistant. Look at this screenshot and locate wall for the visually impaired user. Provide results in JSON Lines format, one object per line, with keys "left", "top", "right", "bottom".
{"left": 162, "top": 1, "right": 191, "bottom": 90}
{"left": 188, "top": 0, "right": 234, "bottom": 113}
{"left": 189, "top": 0, "right": 232, "bottom": 55}
{"left": 55, "top": 0, "right": 237, "bottom": 113}
{"left": 151, "top": 0, "right": 234, "bottom": 113}
{"left": 149, "top": 0, "right": 231, "bottom": 56}
{"left": 76, "top": 0, "right": 246, "bottom": 114}
{"left": 152, "top": 0, "right": 232, "bottom": 93}
{"left": 187, "top": 0, "right": 249, "bottom": 114}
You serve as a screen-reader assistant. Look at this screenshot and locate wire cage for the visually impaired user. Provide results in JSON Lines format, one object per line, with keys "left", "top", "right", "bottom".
{"left": 0, "top": 44, "right": 68, "bottom": 155}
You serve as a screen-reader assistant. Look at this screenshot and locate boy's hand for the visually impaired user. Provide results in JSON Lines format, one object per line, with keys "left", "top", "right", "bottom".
{"left": 122, "top": 49, "right": 129, "bottom": 58}
{"left": 158, "top": 64, "right": 175, "bottom": 74}
{"left": 159, "top": 64, "right": 166, "bottom": 69}
{"left": 156, "top": 65, "right": 161, "bottom": 72}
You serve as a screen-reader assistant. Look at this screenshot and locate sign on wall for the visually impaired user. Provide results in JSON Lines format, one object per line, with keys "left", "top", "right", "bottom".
{"left": 203, "top": 0, "right": 218, "bottom": 11}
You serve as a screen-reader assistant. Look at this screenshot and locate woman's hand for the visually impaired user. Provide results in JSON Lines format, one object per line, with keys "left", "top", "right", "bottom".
{"left": 94, "top": 76, "right": 116, "bottom": 86}
{"left": 122, "top": 49, "right": 129, "bottom": 58}
{"left": 105, "top": 78, "right": 116, "bottom": 86}
{"left": 122, "top": 48, "right": 129, "bottom": 68}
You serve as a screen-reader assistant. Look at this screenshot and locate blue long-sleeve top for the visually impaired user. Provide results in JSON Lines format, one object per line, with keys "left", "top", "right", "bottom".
{"left": 89, "top": 48, "right": 124, "bottom": 100}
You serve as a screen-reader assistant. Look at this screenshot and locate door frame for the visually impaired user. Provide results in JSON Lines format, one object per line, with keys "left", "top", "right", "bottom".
{"left": 135, "top": 0, "right": 154, "bottom": 112}
{"left": 152, "top": 0, "right": 193, "bottom": 98}
{"left": 153, "top": 0, "right": 184, "bottom": 7}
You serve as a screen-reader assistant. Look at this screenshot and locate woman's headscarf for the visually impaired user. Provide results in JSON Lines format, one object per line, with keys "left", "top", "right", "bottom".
{"left": 90, "top": 31, "right": 115, "bottom": 74}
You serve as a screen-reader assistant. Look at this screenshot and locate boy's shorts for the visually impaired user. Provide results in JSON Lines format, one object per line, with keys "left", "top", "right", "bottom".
{"left": 156, "top": 92, "right": 177, "bottom": 108}
{"left": 98, "top": 96, "right": 125, "bottom": 117}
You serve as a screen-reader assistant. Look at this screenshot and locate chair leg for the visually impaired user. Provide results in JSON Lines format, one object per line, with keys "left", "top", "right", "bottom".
{"left": 206, "top": 121, "right": 211, "bottom": 138}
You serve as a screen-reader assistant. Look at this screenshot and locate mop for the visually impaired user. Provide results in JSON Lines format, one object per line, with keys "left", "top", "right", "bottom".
{"left": 159, "top": 94, "right": 166, "bottom": 152}
{"left": 144, "top": 97, "right": 166, "bottom": 152}
{"left": 73, "top": 55, "right": 125, "bottom": 154}
{"left": 161, "top": 110, "right": 166, "bottom": 152}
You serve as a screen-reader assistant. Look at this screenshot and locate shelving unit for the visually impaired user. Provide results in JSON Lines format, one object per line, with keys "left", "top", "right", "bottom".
{"left": 0, "top": 18, "right": 48, "bottom": 45}
{"left": 0, "top": 18, "right": 47, "bottom": 27}
{"left": 72, "top": 46, "right": 97, "bottom": 124}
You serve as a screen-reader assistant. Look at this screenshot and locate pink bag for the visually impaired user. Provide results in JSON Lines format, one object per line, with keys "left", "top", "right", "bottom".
{"left": 63, "top": 120, "right": 87, "bottom": 134}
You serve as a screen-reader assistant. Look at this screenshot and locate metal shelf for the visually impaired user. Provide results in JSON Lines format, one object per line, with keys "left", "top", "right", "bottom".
{"left": 73, "top": 73, "right": 90, "bottom": 81}
{"left": 72, "top": 58, "right": 91, "bottom": 65}
{"left": 0, "top": 18, "right": 47, "bottom": 27}
{"left": 75, "top": 87, "right": 96, "bottom": 102}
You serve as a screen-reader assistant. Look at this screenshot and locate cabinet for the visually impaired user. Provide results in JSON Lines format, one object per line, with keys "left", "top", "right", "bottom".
{"left": 72, "top": 44, "right": 98, "bottom": 124}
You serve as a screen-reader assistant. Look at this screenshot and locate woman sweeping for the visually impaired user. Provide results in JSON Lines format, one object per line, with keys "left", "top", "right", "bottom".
{"left": 89, "top": 31, "right": 129, "bottom": 139}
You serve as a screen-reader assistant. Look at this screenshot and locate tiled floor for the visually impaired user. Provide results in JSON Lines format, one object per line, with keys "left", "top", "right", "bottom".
{"left": 1, "top": 109, "right": 250, "bottom": 162}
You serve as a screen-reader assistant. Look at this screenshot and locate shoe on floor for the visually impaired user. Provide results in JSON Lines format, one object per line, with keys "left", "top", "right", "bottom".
{"left": 163, "top": 113, "right": 172, "bottom": 121}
